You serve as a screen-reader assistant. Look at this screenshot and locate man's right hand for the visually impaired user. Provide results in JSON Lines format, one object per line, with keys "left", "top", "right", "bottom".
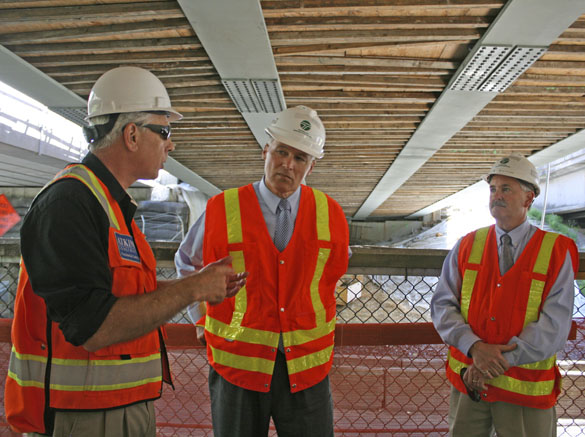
{"left": 469, "top": 341, "right": 517, "bottom": 379}
{"left": 193, "top": 256, "right": 248, "bottom": 305}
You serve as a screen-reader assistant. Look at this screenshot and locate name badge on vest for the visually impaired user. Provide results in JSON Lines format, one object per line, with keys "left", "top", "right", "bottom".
{"left": 115, "top": 232, "right": 141, "bottom": 264}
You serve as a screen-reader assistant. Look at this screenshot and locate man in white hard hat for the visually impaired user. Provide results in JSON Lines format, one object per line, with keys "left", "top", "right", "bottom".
{"left": 175, "top": 105, "right": 349, "bottom": 436}
{"left": 5, "top": 66, "right": 246, "bottom": 437}
{"left": 431, "top": 153, "right": 579, "bottom": 436}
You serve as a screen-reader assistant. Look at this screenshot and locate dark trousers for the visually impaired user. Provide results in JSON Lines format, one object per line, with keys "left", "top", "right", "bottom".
{"left": 209, "top": 351, "right": 334, "bottom": 437}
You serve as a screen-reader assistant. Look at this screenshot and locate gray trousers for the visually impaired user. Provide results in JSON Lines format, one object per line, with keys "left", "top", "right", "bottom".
{"left": 27, "top": 400, "right": 156, "bottom": 437}
{"left": 449, "top": 386, "right": 557, "bottom": 437}
{"left": 209, "top": 350, "right": 334, "bottom": 437}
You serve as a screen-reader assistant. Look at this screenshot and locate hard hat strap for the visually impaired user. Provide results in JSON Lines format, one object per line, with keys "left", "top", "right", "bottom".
{"left": 83, "top": 113, "right": 120, "bottom": 144}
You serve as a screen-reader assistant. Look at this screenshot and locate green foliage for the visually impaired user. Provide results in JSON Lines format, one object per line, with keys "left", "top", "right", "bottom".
{"left": 577, "top": 280, "right": 585, "bottom": 298}
{"left": 528, "top": 208, "right": 578, "bottom": 242}
{"left": 527, "top": 208, "right": 542, "bottom": 222}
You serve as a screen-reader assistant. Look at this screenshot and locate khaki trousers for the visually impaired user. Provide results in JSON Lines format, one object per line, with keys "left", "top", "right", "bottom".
{"left": 27, "top": 400, "right": 156, "bottom": 437}
{"left": 448, "top": 386, "right": 557, "bottom": 437}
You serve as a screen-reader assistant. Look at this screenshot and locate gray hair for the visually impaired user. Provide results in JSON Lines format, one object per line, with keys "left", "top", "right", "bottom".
{"left": 87, "top": 112, "right": 152, "bottom": 152}
{"left": 518, "top": 179, "right": 537, "bottom": 196}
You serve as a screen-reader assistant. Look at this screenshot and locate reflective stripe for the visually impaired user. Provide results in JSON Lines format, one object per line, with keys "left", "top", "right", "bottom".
{"left": 447, "top": 344, "right": 557, "bottom": 396}
{"left": 310, "top": 248, "right": 330, "bottom": 326}
{"left": 210, "top": 344, "right": 274, "bottom": 375}
{"left": 7, "top": 345, "right": 46, "bottom": 388}
{"left": 460, "top": 227, "right": 489, "bottom": 322}
{"left": 489, "top": 374, "right": 555, "bottom": 397}
{"left": 518, "top": 355, "right": 556, "bottom": 370}
{"left": 229, "top": 249, "right": 248, "bottom": 329}
{"left": 284, "top": 317, "right": 336, "bottom": 347}
{"left": 448, "top": 351, "right": 556, "bottom": 397}
{"left": 287, "top": 345, "right": 334, "bottom": 375}
{"left": 9, "top": 346, "right": 161, "bottom": 393}
{"left": 468, "top": 227, "right": 489, "bottom": 264}
{"left": 460, "top": 270, "right": 477, "bottom": 322}
{"left": 53, "top": 165, "right": 120, "bottom": 230}
{"left": 206, "top": 315, "right": 280, "bottom": 347}
{"left": 533, "top": 232, "right": 558, "bottom": 275}
{"left": 224, "top": 188, "right": 243, "bottom": 244}
{"left": 524, "top": 233, "right": 558, "bottom": 326}
{"left": 313, "top": 188, "right": 330, "bottom": 242}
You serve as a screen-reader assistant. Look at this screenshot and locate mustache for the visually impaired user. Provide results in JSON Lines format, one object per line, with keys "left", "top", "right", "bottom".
{"left": 491, "top": 200, "right": 507, "bottom": 208}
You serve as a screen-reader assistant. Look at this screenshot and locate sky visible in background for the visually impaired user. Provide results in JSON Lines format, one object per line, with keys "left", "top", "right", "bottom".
{"left": 0, "top": 80, "right": 86, "bottom": 156}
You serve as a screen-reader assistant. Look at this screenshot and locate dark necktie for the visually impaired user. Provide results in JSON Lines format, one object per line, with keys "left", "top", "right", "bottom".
{"left": 274, "top": 198, "right": 291, "bottom": 251}
{"left": 500, "top": 233, "right": 514, "bottom": 274}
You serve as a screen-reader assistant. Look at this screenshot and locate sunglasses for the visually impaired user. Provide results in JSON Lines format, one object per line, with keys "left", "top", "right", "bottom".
{"left": 141, "top": 124, "right": 171, "bottom": 140}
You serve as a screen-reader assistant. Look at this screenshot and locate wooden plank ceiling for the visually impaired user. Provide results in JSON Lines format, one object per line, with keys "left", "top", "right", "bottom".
{"left": 0, "top": 0, "right": 584, "bottom": 219}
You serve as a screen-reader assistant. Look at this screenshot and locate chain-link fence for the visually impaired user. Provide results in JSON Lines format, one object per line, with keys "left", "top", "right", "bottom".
{"left": 1, "top": 253, "right": 584, "bottom": 436}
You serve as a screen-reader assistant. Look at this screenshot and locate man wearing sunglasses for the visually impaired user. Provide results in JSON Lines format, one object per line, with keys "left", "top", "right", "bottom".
{"left": 5, "top": 66, "right": 247, "bottom": 437}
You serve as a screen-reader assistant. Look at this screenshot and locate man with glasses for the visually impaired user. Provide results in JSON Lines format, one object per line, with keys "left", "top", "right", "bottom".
{"left": 5, "top": 66, "right": 247, "bottom": 437}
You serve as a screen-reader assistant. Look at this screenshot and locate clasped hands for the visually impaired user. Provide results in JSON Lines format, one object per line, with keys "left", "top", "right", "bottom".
{"left": 463, "top": 341, "right": 517, "bottom": 392}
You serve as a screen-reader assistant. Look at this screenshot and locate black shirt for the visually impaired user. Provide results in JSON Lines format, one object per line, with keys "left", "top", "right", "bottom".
{"left": 20, "top": 152, "right": 136, "bottom": 346}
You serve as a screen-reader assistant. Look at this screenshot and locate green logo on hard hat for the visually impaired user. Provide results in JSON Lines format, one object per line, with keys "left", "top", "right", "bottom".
{"left": 500, "top": 158, "right": 509, "bottom": 164}
{"left": 300, "top": 120, "right": 311, "bottom": 131}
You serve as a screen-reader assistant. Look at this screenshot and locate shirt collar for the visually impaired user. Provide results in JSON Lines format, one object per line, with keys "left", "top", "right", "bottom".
{"left": 259, "top": 177, "right": 301, "bottom": 214}
{"left": 495, "top": 219, "right": 530, "bottom": 247}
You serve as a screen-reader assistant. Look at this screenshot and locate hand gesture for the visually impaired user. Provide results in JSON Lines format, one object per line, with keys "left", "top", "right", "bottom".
{"left": 196, "top": 256, "right": 248, "bottom": 305}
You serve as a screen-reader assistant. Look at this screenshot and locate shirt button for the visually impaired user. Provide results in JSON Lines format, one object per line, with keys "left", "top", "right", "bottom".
{"left": 280, "top": 308, "right": 285, "bottom": 312}
{"left": 40, "top": 344, "right": 46, "bottom": 350}
{"left": 292, "top": 384, "right": 297, "bottom": 388}
{"left": 483, "top": 393, "right": 487, "bottom": 398}
{"left": 271, "top": 348, "right": 275, "bottom": 352}
{"left": 286, "top": 348, "right": 291, "bottom": 353}
{"left": 491, "top": 317, "right": 496, "bottom": 321}
{"left": 497, "top": 284, "right": 501, "bottom": 287}
{"left": 265, "top": 383, "right": 269, "bottom": 388}
{"left": 280, "top": 260, "right": 285, "bottom": 265}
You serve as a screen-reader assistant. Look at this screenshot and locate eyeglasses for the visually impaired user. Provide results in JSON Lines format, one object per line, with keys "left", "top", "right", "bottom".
{"left": 140, "top": 124, "right": 171, "bottom": 140}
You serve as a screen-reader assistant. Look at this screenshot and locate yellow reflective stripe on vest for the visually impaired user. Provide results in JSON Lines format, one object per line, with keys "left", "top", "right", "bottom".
{"left": 447, "top": 350, "right": 466, "bottom": 375}
{"left": 54, "top": 165, "right": 120, "bottom": 230}
{"left": 206, "top": 315, "right": 280, "bottom": 346}
{"left": 228, "top": 249, "right": 248, "bottom": 329}
{"left": 9, "top": 346, "right": 161, "bottom": 392}
{"left": 283, "top": 317, "right": 336, "bottom": 347}
{"left": 7, "top": 346, "right": 46, "bottom": 388}
{"left": 313, "top": 188, "right": 330, "bottom": 242}
{"left": 287, "top": 344, "right": 334, "bottom": 375}
{"left": 210, "top": 344, "right": 274, "bottom": 375}
{"left": 468, "top": 227, "right": 489, "bottom": 264}
{"left": 460, "top": 227, "right": 489, "bottom": 321}
{"left": 224, "top": 188, "right": 243, "bottom": 244}
{"left": 218, "top": 188, "right": 253, "bottom": 340}
{"left": 310, "top": 248, "right": 330, "bottom": 325}
{"left": 488, "top": 373, "right": 555, "bottom": 397}
{"left": 448, "top": 348, "right": 557, "bottom": 397}
{"left": 524, "top": 232, "right": 559, "bottom": 326}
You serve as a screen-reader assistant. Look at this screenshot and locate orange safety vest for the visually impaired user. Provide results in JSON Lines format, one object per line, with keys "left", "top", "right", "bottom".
{"left": 5, "top": 164, "right": 169, "bottom": 434}
{"left": 201, "top": 184, "right": 349, "bottom": 393}
{"left": 446, "top": 225, "right": 579, "bottom": 409}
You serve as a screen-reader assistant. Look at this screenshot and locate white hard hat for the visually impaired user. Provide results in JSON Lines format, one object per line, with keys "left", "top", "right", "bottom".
{"left": 86, "top": 66, "right": 182, "bottom": 121}
{"left": 265, "top": 105, "right": 325, "bottom": 159}
{"left": 485, "top": 153, "right": 540, "bottom": 196}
